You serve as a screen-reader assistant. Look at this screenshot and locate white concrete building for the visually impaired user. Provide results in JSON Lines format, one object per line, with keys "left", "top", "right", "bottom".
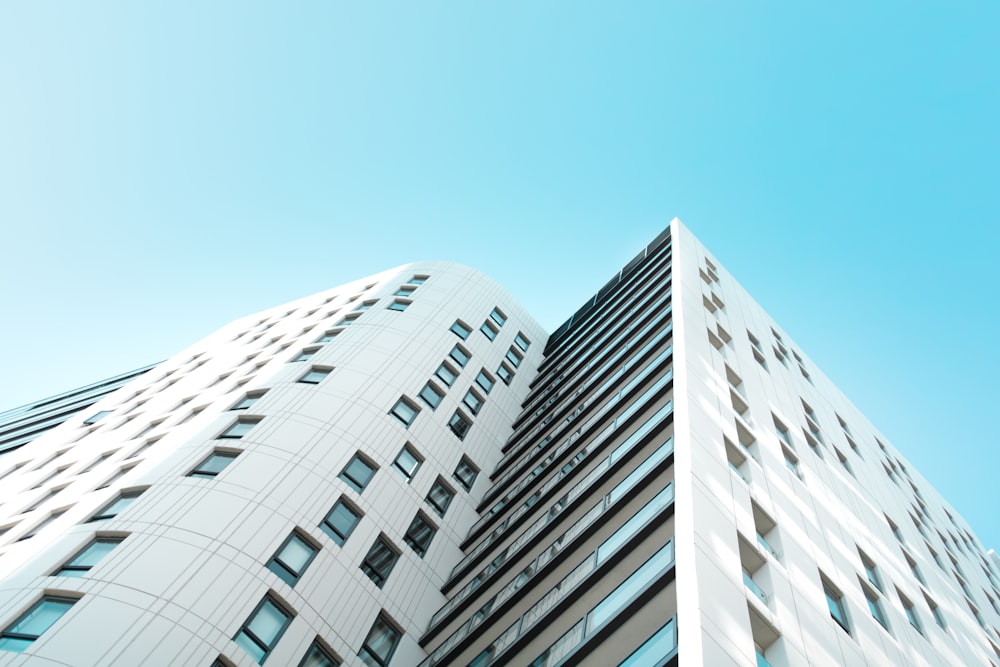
{"left": 0, "top": 220, "right": 997, "bottom": 667}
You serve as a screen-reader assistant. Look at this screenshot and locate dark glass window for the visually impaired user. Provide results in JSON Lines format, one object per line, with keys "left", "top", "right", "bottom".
{"left": 340, "top": 455, "right": 377, "bottom": 493}
{"left": 449, "top": 345, "right": 471, "bottom": 368}
{"left": 426, "top": 478, "right": 454, "bottom": 517}
{"left": 453, "top": 457, "right": 479, "bottom": 491}
{"left": 404, "top": 513, "right": 436, "bottom": 557}
{"left": 475, "top": 370, "right": 494, "bottom": 394}
{"left": 389, "top": 398, "right": 420, "bottom": 427}
{"left": 358, "top": 614, "right": 401, "bottom": 667}
{"left": 321, "top": 498, "right": 362, "bottom": 546}
{"left": 361, "top": 538, "right": 400, "bottom": 588}
{"left": 418, "top": 383, "right": 444, "bottom": 410}
{"left": 393, "top": 446, "right": 422, "bottom": 482}
{"left": 298, "top": 641, "right": 340, "bottom": 667}
{"left": 449, "top": 411, "right": 471, "bottom": 440}
{"left": 450, "top": 320, "right": 471, "bottom": 340}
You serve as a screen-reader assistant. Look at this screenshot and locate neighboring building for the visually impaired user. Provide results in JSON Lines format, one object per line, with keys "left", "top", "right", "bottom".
{"left": 0, "top": 364, "right": 158, "bottom": 457}
{"left": 0, "top": 219, "right": 997, "bottom": 667}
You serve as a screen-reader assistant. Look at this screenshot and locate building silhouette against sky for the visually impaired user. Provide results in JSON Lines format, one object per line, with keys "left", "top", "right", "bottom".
{"left": 0, "top": 220, "right": 997, "bottom": 666}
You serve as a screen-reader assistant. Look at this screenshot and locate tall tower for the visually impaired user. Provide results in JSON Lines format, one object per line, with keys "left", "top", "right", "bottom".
{"left": 1, "top": 220, "right": 998, "bottom": 667}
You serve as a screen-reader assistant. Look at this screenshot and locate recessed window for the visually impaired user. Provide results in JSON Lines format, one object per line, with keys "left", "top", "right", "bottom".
{"left": 298, "top": 641, "right": 340, "bottom": 667}
{"left": 858, "top": 549, "right": 883, "bottom": 592}
{"left": 418, "top": 382, "right": 444, "bottom": 410}
{"left": 480, "top": 321, "right": 498, "bottom": 341}
{"left": 354, "top": 300, "right": 376, "bottom": 312}
{"left": 358, "top": 614, "right": 401, "bottom": 667}
{"left": 233, "top": 391, "right": 267, "bottom": 411}
{"left": 475, "top": 370, "right": 495, "bottom": 394}
{"left": 505, "top": 347, "right": 523, "bottom": 368}
{"left": 337, "top": 313, "right": 361, "bottom": 326}
{"left": 292, "top": 347, "right": 320, "bottom": 362}
{"left": 340, "top": 454, "right": 377, "bottom": 493}
{"left": 392, "top": 445, "right": 422, "bottom": 482}
{"left": 83, "top": 410, "right": 112, "bottom": 425}
{"left": 435, "top": 362, "right": 458, "bottom": 387}
{"left": 496, "top": 362, "right": 514, "bottom": 385}
{"left": 299, "top": 366, "right": 332, "bottom": 384}
{"left": 220, "top": 419, "right": 261, "bottom": 439}
{"left": 861, "top": 582, "right": 890, "bottom": 631}
{"left": 190, "top": 451, "right": 240, "bottom": 478}
{"left": 387, "top": 299, "right": 410, "bottom": 312}
{"left": 450, "top": 320, "right": 472, "bottom": 340}
{"left": 0, "top": 596, "right": 78, "bottom": 652}
{"left": 394, "top": 286, "right": 416, "bottom": 297}
{"left": 267, "top": 530, "right": 318, "bottom": 587}
{"left": 822, "top": 576, "right": 851, "bottom": 634}
{"left": 514, "top": 332, "right": 530, "bottom": 352}
{"left": 321, "top": 498, "right": 362, "bottom": 546}
{"left": 924, "top": 593, "right": 947, "bottom": 629}
{"left": 489, "top": 307, "right": 506, "bottom": 327}
{"left": 426, "top": 477, "right": 455, "bottom": 517}
{"left": 314, "top": 330, "right": 340, "bottom": 343}
{"left": 449, "top": 344, "right": 471, "bottom": 368}
{"left": 453, "top": 456, "right": 479, "bottom": 491}
{"left": 462, "top": 389, "right": 484, "bottom": 415}
{"left": 389, "top": 397, "right": 420, "bottom": 427}
{"left": 88, "top": 490, "right": 144, "bottom": 522}
{"left": 899, "top": 590, "right": 922, "bottom": 633}
{"left": 403, "top": 512, "right": 436, "bottom": 557}
{"left": 19, "top": 509, "right": 67, "bottom": 541}
{"left": 56, "top": 537, "right": 124, "bottom": 577}
{"left": 234, "top": 595, "right": 293, "bottom": 664}
{"left": 448, "top": 410, "right": 471, "bottom": 440}
{"left": 361, "top": 537, "right": 400, "bottom": 588}
{"left": 408, "top": 274, "right": 428, "bottom": 285}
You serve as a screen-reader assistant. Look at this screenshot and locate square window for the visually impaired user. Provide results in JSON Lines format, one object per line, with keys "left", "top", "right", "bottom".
{"left": 453, "top": 457, "right": 479, "bottom": 491}
{"left": 361, "top": 537, "right": 400, "bottom": 588}
{"left": 358, "top": 614, "right": 401, "bottom": 667}
{"left": 299, "top": 366, "right": 332, "bottom": 384}
{"left": 514, "top": 332, "right": 530, "bottom": 352}
{"left": 475, "top": 370, "right": 494, "bottom": 394}
{"left": 234, "top": 595, "right": 293, "bottom": 664}
{"left": 403, "top": 512, "right": 436, "bottom": 557}
{"left": 88, "top": 490, "right": 144, "bottom": 522}
{"left": 426, "top": 478, "right": 454, "bottom": 517}
{"left": 56, "top": 537, "right": 124, "bottom": 577}
{"left": 480, "top": 321, "right": 498, "bottom": 341}
{"left": 190, "top": 451, "right": 239, "bottom": 478}
{"left": 449, "top": 344, "right": 471, "bottom": 368}
{"left": 450, "top": 320, "right": 472, "bottom": 340}
{"left": 267, "top": 531, "right": 318, "bottom": 587}
{"left": 0, "top": 596, "right": 77, "bottom": 652}
{"left": 449, "top": 410, "right": 471, "bottom": 440}
{"left": 298, "top": 641, "right": 340, "bottom": 667}
{"left": 233, "top": 391, "right": 267, "bottom": 411}
{"left": 463, "top": 389, "right": 483, "bottom": 415}
{"left": 418, "top": 382, "right": 444, "bottom": 410}
{"left": 393, "top": 445, "right": 422, "bottom": 482}
{"left": 489, "top": 307, "right": 506, "bottom": 327}
{"left": 321, "top": 498, "right": 362, "bottom": 546}
{"left": 220, "top": 419, "right": 261, "bottom": 439}
{"left": 387, "top": 300, "right": 409, "bottom": 312}
{"left": 389, "top": 397, "right": 420, "bottom": 427}
{"left": 496, "top": 363, "right": 514, "bottom": 385}
{"left": 340, "top": 454, "right": 377, "bottom": 493}
{"left": 505, "top": 348, "right": 522, "bottom": 368}
{"left": 435, "top": 362, "right": 458, "bottom": 387}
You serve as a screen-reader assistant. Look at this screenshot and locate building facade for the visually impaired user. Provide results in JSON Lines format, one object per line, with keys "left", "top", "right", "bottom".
{"left": 0, "top": 220, "right": 998, "bottom": 666}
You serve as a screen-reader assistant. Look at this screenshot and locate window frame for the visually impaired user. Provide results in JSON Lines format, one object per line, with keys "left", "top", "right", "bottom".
{"left": 360, "top": 536, "right": 401, "bottom": 588}
{"left": 0, "top": 595, "right": 78, "bottom": 653}
{"left": 321, "top": 498, "right": 362, "bottom": 546}
{"left": 448, "top": 410, "right": 472, "bottom": 440}
{"left": 392, "top": 444, "right": 422, "bottom": 482}
{"left": 449, "top": 344, "right": 471, "bottom": 368}
{"left": 822, "top": 576, "right": 851, "bottom": 634}
{"left": 453, "top": 456, "right": 479, "bottom": 491}
{"left": 389, "top": 397, "right": 420, "bottom": 427}
{"left": 189, "top": 450, "right": 240, "bottom": 478}
{"left": 435, "top": 362, "right": 458, "bottom": 387}
{"left": 87, "top": 489, "right": 144, "bottom": 522}
{"left": 418, "top": 382, "right": 444, "bottom": 410}
{"left": 426, "top": 477, "right": 455, "bottom": 517}
{"left": 339, "top": 454, "right": 377, "bottom": 493}
{"left": 233, "top": 594, "right": 294, "bottom": 664}
{"left": 219, "top": 418, "right": 261, "bottom": 439}
{"left": 474, "top": 369, "right": 495, "bottom": 394}
{"left": 450, "top": 320, "right": 472, "bottom": 340}
{"left": 403, "top": 512, "right": 437, "bottom": 557}
{"left": 267, "top": 530, "right": 319, "bottom": 587}
{"left": 358, "top": 613, "right": 402, "bottom": 667}
{"left": 55, "top": 536, "right": 125, "bottom": 577}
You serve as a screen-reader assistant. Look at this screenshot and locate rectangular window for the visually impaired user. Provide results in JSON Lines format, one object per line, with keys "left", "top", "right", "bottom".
{"left": 924, "top": 593, "right": 946, "bottom": 629}
{"left": 298, "top": 641, "right": 340, "bottom": 667}
{"left": 426, "top": 477, "right": 454, "bottom": 517}
{"left": 475, "top": 370, "right": 494, "bottom": 394}
{"left": 822, "top": 576, "right": 850, "bottom": 633}
{"left": 337, "top": 314, "right": 360, "bottom": 327}
{"left": 514, "top": 332, "right": 530, "bottom": 351}
{"left": 496, "top": 362, "right": 514, "bottom": 385}
{"left": 88, "top": 490, "right": 144, "bottom": 522}
{"left": 0, "top": 596, "right": 78, "bottom": 652}
{"left": 321, "top": 498, "right": 362, "bottom": 546}
{"left": 233, "top": 391, "right": 267, "bottom": 411}
{"left": 292, "top": 348, "right": 320, "bottom": 362}
{"left": 404, "top": 513, "right": 436, "bottom": 557}
{"left": 505, "top": 347, "right": 522, "bottom": 368}
{"left": 389, "top": 397, "right": 420, "bottom": 427}
{"left": 387, "top": 300, "right": 410, "bottom": 312}
{"left": 462, "top": 389, "right": 483, "bottom": 415}
{"left": 449, "top": 344, "right": 471, "bottom": 368}
{"left": 393, "top": 445, "right": 422, "bottom": 482}
{"left": 83, "top": 410, "right": 112, "bottom": 425}
{"left": 861, "top": 582, "right": 889, "bottom": 631}
{"left": 453, "top": 457, "right": 479, "bottom": 492}
{"left": 435, "top": 362, "right": 458, "bottom": 387}
{"left": 358, "top": 614, "right": 401, "bottom": 667}
{"left": 190, "top": 451, "right": 240, "bottom": 478}
{"left": 220, "top": 419, "right": 261, "bottom": 439}
{"left": 899, "top": 591, "right": 922, "bottom": 633}
{"left": 267, "top": 531, "right": 319, "bottom": 587}
{"left": 448, "top": 410, "right": 471, "bottom": 440}
{"left": 314, "top": 330, "right": 340, "bottom": 343}
{"left": 489, "top": 307, "right": 506, "bottom": 327}
{"left": 340, "top": 454, "right": 377, "bottom": 493}
{"left": 859, "top": 550, "right": 883, "bottom": 592}
{"left": 234, "top": 595, "right": 293, "bottom": 664}
{"left": 394, "top": 286, "right": 416, "bottom": 297}
{"left": 56, "top": 537, "right": 125, "bottom": 577}
{"left": 418, "top": 382, "right": 444, "bottom": 410}
{"left": 450, "top": 320, "right": 472, "bottom": 340}
{"left": 299, "top": 366, "right": 332, "bottom": 384}
{"left": 354, "top": 300, "right": 377, "bottom": 312}
{"left": 361, "top": 537, "right": 400, "bottom": 588}
{"left": 480, "top": 321, "right": 498, "bottom": 341}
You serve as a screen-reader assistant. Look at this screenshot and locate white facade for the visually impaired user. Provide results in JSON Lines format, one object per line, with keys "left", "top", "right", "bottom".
{"left": 0, "top": 220, "right": 998, "bottom": 667}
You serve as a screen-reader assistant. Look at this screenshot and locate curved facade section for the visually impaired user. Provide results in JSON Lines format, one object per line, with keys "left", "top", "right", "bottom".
{"left": 0, "top": 262, "right": 546, "bottom": 666}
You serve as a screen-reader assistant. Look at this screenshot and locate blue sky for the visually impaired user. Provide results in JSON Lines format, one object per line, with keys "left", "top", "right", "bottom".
{"left": 1, "top": 3, "right": 997, "bottom": 549}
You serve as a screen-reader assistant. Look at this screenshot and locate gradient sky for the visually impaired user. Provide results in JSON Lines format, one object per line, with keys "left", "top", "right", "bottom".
{"left": 1, "top": 3, "right": 997, "bottom": 550}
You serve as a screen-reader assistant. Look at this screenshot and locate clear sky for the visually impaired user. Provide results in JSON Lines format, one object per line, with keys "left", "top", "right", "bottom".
{"left": 1, "top": 3, "right": 997, "bottom": 550}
